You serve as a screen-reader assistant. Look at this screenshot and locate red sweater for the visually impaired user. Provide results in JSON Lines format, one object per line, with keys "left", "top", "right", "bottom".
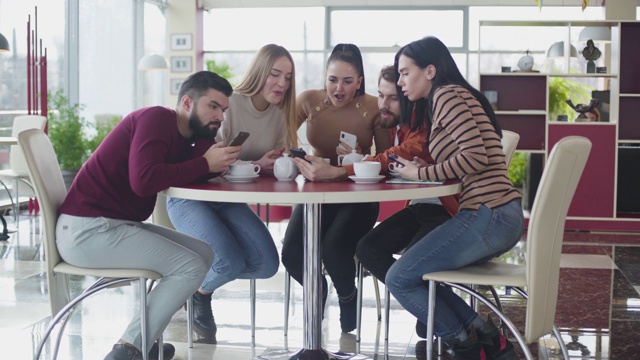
{"left": 58, "top": 106, "right": 212, "bottom": 222}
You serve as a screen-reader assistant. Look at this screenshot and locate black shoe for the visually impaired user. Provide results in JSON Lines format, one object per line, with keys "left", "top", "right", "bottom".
{"left": 415, "top": 339, "right": 452, "bottom": 360}
{"left": 477, "top": 316, "right": 518, "bottom": 360}
{"left": 149, "top": 342, "right": 175, "bottom": 360}
{"left": 104, "top": 344, "right": 142, "bottom": 360}
{"left": 192, "top": 291, "right": 217, "bottom": 343}
{"left": 445, "top": 327, "right": 489, "bottom": 360}
{"left": 338, "top": 288, "right": 358, "bottom": 333}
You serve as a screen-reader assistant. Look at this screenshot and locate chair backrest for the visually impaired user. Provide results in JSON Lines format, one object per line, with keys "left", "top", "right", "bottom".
{"left": 10, "top": 115, "right": 48, "bottom": 175}
{"left": 152, "top": 193, "right": 176, "bottom": 230}
{"left": 18, "top": 129, "right": 71, "bottom": 315}
{"left": 501, "top": 130, "right": 520, "bottom": 167}
{"left": 524, "top": 136, "right": 591, "bottom": 342}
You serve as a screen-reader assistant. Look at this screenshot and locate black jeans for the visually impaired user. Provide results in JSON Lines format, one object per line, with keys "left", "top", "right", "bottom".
{"left": 355, "top": 202, "right": 451, "bottom": 284}
{"left": 281, "top": 202, "right": 379, "bottom": 298}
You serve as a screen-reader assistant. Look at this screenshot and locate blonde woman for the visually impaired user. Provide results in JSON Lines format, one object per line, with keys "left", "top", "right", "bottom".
{"left": 167, "top": 44, "right": 296, "bottom": 342}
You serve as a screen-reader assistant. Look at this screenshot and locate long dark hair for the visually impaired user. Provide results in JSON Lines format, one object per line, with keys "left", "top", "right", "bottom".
{"left": 327, "top": 43, "right": 366, "bottom": 96}
{"left": 394, "top": 36, "right": 500, "bottom": 135}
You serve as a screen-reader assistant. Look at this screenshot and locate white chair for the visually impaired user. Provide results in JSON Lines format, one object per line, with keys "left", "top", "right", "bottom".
{"left": 20, "top": 129, "right": 162, "bottom": 360}
{"left": 382, "top": 129, "right": 521, "bottom": 350}
{"left": 0, "top": 115, "right": 47, "bottom": 224}
{"left": 422, "top": 136, "right": 592, "bottom": 359}
{"left": 502, "top": 130, "right": 520, "bottom": 167}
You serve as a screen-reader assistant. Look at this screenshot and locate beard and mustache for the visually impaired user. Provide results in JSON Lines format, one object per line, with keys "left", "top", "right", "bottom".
{"left": 188, "top": 110, "right": 221, "bottom": 140}
{"left": 379, "top": 109, "right": 399, "bottom": 129}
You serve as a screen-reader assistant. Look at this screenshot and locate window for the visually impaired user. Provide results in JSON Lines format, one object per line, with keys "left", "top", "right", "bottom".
{"left": 331, "top": 9, "right": 465, "bottom": 48}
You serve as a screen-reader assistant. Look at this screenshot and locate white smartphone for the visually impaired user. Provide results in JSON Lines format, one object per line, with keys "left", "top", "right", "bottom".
{"left": 338, "top": 131, "right": 357, "bottom": 151}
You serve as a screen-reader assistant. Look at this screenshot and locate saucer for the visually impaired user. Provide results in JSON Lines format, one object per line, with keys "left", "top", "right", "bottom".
{"left": 224, "top": 174, "right": 259, "bottom": 183}
{"left": 348, "top": 175, "right": 385, "bottom": 184}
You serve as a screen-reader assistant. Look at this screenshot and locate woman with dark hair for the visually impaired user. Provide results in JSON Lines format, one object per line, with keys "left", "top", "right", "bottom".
{"left": 281, "top": 43, "right": 392, "bottom": 333}
{"left": 387, "top": 36, "right": 523, "bottom": 359}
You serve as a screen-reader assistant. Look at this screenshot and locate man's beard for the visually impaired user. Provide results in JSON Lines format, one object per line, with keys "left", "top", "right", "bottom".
{"left": 188, "top": 111, "right": 220, "bottom": 140}
{"left": 379, "top": 109, "right": 399, "bottom": 129}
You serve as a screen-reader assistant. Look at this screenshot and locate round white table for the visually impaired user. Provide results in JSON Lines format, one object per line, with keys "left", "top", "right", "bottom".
{"left": 164, "top": 175, "right": 461, "bottom": 359}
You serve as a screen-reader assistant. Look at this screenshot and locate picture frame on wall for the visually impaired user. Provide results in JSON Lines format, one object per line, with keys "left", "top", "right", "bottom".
{"left": 170, "top": 79, "right": 184, "bottom": 95}
{"left": 170, "top": 33, "right": 192, "bottom": 51}
{"left": 170, "top": 56, "right": 192, "bottom": 73}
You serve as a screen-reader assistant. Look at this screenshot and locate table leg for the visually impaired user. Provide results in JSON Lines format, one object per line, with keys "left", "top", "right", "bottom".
{"left": 259, "top": 203, "right": 372, "bottom": 360}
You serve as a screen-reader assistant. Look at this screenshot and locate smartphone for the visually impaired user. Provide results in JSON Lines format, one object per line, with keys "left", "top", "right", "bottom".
{"left": 388, "top": 154, "right": 401, "bottom": 164}
{"left": 289, "top": 148, "right": 311, "bottom": 163}
{"left": 338, "top": 131, "right": 357, "bottom": 151}
{"left": 228, "top": 131, "right": 250, "bottom": 147}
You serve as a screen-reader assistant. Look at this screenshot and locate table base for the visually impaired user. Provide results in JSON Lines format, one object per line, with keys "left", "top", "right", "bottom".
{"left": 258, "top": 347, "right": 373, "bottom": 360}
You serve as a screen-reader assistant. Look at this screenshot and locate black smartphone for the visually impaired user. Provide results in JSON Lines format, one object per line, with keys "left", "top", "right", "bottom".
{"left": 228, "top": 131, "right": 250, "bottom": 147}
{"left": 289, "top": 148, "right": 311, "bottom": 163}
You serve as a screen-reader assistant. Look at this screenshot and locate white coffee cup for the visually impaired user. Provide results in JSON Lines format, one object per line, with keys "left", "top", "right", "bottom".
{"left": 229, "top": 162, "right": 261, "bottom": 176}
{"left": 353, "top": 161, "right": 381, "bottom": 178}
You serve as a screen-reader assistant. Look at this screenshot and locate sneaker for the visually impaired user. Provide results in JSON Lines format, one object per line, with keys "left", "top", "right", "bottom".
{"left": 104, "top": 343, "right": 142, "bottom": 360}
{"left": 149, "top": 342, "right": 175, "bottom": 360}
{"left": 478, "top": 316, "right": 518, "bottom": 360}
{"left": 191, "top": 291, "right": 217, "bottom": 343}
{"left": 338, "top": 288, "right": 358, "bottom": 333}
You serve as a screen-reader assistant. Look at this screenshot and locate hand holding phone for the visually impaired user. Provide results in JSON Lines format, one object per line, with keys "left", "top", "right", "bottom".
{"left": 228, "top": 131, "right": 250, "bottom": 147}
{"left": 388, "top": 154, "right": 404, "bottom": 172}
{"left": 338, "top": 131, "right": 357, "bottom": 152}
{"left": 289, "top": 148, "right": 311, "bottom": 163}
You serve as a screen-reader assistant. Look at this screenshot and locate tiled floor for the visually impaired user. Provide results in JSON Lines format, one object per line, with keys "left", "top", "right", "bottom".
{"left": 1, "top": 210, "right": 640, "bottom": 359}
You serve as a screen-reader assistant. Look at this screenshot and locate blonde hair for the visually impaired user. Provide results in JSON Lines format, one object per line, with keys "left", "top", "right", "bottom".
{"left": 235, "top": 44, "right": 298, "bottom": 148}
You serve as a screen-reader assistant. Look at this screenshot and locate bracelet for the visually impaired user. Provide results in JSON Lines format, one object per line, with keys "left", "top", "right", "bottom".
{"left": 417, "top": 168, "right": 422, "bottom": 181}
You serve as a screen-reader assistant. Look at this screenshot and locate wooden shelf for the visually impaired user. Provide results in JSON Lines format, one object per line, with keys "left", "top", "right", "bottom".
{"left": 495, "top": 110, "right": 546, "bottom": 115}
{"left": 548, "top": 73, "right": 618, "bottom": 78}
{"left": 480, "top": 20, "right": 640, "bottom": 231}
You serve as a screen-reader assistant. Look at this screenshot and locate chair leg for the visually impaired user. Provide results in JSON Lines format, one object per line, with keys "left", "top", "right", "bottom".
{"left": 34, "top": 278, "right": 137, "bottom": 360}
{"left": 426, "top": 280, "right": 437, "bottom": 360}
{"left": 140, "top": 278, "right": 149, "bottom": 360}
{"left": 372, "top": 275, "right": 381, "bottom": 321}
{"left": 250, "top": 278, "right": 256, "bottom": 346}
{"left": 356, "top": 261, "right": 364, "bottom": 342}
{"left": 552, "top": 325, "right": 570, "bottom": 359}
{"left": 446, "top": 282, "right": 534, "bottom": 360}
{"left": 187, "top": 296, "right": 193, "bottom": 348}
{"left": 13, "top": 178, "right": 19, "bottom": 223}
{"left": 384, "top": 285, "right": 391, "bottom": 356}
{"left": 283, "top": 269, "right": 290, "bottom": 337}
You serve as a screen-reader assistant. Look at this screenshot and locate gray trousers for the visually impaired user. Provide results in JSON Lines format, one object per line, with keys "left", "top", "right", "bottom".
{"left": 56, "top": 214, "right": 215, "bottom": 351}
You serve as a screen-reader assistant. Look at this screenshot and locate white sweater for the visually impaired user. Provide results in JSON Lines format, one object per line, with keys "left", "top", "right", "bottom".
{"left": 216, "top": 92, "right": 287, "bottom": 161}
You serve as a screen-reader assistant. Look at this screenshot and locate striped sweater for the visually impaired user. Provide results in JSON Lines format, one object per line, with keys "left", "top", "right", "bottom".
{"left": 421, "top": 84, "right": 521, "bottom": 211}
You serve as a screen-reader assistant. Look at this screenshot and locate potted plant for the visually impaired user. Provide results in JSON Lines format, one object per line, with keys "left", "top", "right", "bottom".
{"left": 47, "top": 89, "right": 119, "bottom": 188}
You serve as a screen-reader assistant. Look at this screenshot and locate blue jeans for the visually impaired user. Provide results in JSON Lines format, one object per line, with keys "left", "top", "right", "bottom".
{"left": 386, "top": 199, "right": 524, "bottom": 339}
{"left": 166, "top": 198, "right": 279, "bottom": 293}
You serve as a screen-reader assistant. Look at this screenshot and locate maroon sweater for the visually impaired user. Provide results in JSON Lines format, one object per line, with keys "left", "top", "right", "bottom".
{"left": 58, "top": 106, "right": 212, "bottom": 221}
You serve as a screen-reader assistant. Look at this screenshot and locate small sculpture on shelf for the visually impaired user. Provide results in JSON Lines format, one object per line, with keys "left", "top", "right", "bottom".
{"left": 517, "top": 50, "right": 534, "bottom": 71}
{"left": 566, "top": 98, "right": 600, "bottom": 122}
{"left": 582, "top": 39, "right": 601, "bottom": 73}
